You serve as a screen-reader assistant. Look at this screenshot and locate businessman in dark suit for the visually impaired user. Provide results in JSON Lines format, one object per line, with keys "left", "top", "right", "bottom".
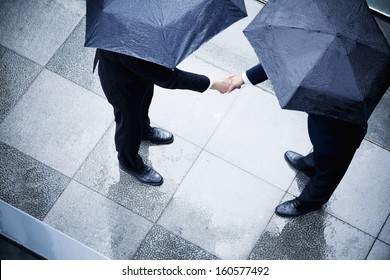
{"left": 96, "top": 49, "right": 229, "bottom": 186}
{"left": 226, "top": 63, "right": 367, "bottom": 217}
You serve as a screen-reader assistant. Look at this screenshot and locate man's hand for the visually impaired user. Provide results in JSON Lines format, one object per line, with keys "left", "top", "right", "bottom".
{"left": 226, "top": 74, "right": 244, "bottom": 93}
{"left": 210, "top": 80, "right": 231, "bottom": 94}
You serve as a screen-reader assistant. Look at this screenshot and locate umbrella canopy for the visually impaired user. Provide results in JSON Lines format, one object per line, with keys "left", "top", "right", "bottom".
{"left": 85, "top": 0, "right": 247, "bottom": 68}
{"left": 244, "top": 0, "right": 390, "bottom": 125}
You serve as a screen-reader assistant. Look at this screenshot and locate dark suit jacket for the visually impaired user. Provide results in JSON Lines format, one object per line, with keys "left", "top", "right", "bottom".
{"left": 246, "top": 63, "right": 268, "bottom": 85}
{"left": 95, "top": 49, "right": 211, "bottom": 93}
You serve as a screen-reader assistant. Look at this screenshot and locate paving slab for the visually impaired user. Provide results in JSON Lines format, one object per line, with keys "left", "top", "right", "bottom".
{"left": 0, "top": 45, "right": 6, "bottom": 57}
{"left": 0, "top": 0, "right": 389, "bottom": 261}
{"left": 46, "top": 17, "right": 104, "bottom": 97}
{"left": 150, "top": 56, "right": 239, "bottom": 148}
{"left": 0, "top": 142, "right": 70, "bottom": 220}
{"left": 327, "top": 141, "right": 390, "bottom": 237}
{"left": 206, "top": 86, "right": 311, "bottom": 190}
{"left": 133, "top": 225, "right": 218, "bottom": 260}
{"left": 0, "top": 69, "right": 112, "bottom": 177}
{"left": 0, "top": 49, "right": 42, "bottom": 122}
{"left": 0, "top": 0, "right": 85, "bottom": 65}
{"left": 367, "top": 90, "right": 390, "bottom": 150}
{"left": 367, "top": 239, "right": 390, "bottom": 260}
{"left": 249, "top": 194, "right": 375, "bottom": 260}
{"left": 74, "top": 125, "right": 202, "bottom": 222}
{"left": 44, "top": 180, "right": 153, "bottom": 260}
{"left": 158, "top": 151, "right": 284, "bottom": 260}
{"left": 378, "top": 216, "right": 390, "bottom": 244}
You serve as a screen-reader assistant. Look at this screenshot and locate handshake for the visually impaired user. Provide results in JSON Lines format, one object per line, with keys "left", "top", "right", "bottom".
{"left": 210, "top": 74, "right": 245, "bottom": 94}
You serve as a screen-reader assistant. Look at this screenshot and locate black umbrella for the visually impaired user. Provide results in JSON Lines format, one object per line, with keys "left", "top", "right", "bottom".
{"left": 85, "top": 0, "right": 247, "bottom": 68}
{"left": 244, "top": 0, "right": 390, "bottom": 125}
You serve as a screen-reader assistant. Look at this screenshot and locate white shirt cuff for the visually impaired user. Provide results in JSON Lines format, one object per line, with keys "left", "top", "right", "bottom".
{"left": 242, "top": 72, "right": 252, "bottom": 85}
{"left": 207, "top": 78, "right": 213, "bottom": 90}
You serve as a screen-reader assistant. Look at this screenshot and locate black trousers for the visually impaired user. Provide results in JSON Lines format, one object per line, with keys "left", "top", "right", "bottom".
{"left": 97, "top": 54, "right": 153, "bottom": 171}
{"left": 95, "top": 49, "right": 210, "bottom": 171}
{"left": 298, "top": 114, "right": 367, "bottom": 206}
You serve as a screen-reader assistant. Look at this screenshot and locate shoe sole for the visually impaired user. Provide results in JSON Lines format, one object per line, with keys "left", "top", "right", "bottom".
{"left": 142, "top": 136, "right": 174, "bottom": 145}
{"left": 119, "top": 163, "right": 163, "bottom": 186}
{"left": 274, "top": 207, "right": 321, "bottom": 218}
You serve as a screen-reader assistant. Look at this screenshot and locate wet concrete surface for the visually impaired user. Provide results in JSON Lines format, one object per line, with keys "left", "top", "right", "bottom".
{"left": 0, "top": 0, "right": 389, "bottom": 260}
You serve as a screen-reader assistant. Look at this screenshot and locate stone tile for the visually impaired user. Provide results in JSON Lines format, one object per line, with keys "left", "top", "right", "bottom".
{"left": 150, "top": 55, "right": 239, "bottom": 148}
{"left": 46, "top": 17, "right": 104, "bottom": 97}
{"left": 74, "top": 125, "right": 201, "bottom": 222}
{"left": 249, "top": 203, "right": 374, "bottom": 260}
{"left": 0, "top": 50, "right": 42, "bottom": 123}
{"left": 206, "top": 86, "right": 311, "bottom": 190}
{"left": 325, "top": 141, "right": 390, "bottom": 237}
{"left": 366, "top": 240, "right": 390, "bottom": 260}
{"left": 133, "top": 225, "right": 218, "bottom": 260}
{"left": 378, "top": 216, "right": 390, "bottom": 245}
{"left": 287, "top": 172, "right": 311, "bottom": 198}
{"left": 0, "top": 45, "right": 6, "bottom": 57}
{"left": 0, "top": 0, "right": 85, "bottom": 65}
{"left": 158, "top": 151, "right": 284, "bottom": 259}
{"left": 0, "top": 69, "right": 112, "bottom": 177}
{"left": 44, "top": 180, "right": 153, "bottom": 260}
{"left": 0, "top": 142, "right": 70, "bottom": 220}
{"left": 375, "top": 14, "right": 390, "bottom": 45}
{"left": 367, "top": 91, "right": 390, "bottom": 150}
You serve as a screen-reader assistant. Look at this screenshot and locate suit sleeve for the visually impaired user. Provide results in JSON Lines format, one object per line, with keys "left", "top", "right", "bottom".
{"left": 245, "top": 63, "right": 268, "bottom": 85}
{"left": 120, "top": 55, "right": 211, "bottom": 92}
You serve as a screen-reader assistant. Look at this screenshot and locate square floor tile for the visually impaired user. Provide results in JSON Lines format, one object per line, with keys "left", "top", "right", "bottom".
{"left": 158, "top": 151, "right": 284, "bottom": 259}
{"left": 133, "top": 225, "right": 218, "bottom": 260}
{"left": 366, "top": 240, "right": 390, "bottom": 260}
{"left": 46, "top": 17, "right": 104, "bottom": 97}
{"left": 249, "top": 205, "right": 374, "bottom": 260}
{"left": 379, "top": 216, "right": 390, "bottom": 245}
{"left": 0, "top": 0, "right": 85, "bottom": 65}
{"left": 376, "top": 15, "right": 390, "bottom": 44}
{"left": 367, "top": 91, "right": 390, "bottom": 150}
{"left": 206, "top": 87, "right": 312, "bottom": 190}
{"left": 0, "top": 142, "right": 70, "bottom": 220}
{"left": 74, "top": 125, "right": 202, "bottom": 222}
{"left": 0, "top": 45, "right": 6, "bottom": 57}
{"left": 44, "top": 180, "right": 153, "bottom": 260}
{"left": 325, "top": 141, "right": 390, "bottom": 237}
{"left": 149, "top": 55, "right": 239, "bottom": 148}
{"left": 0, "top": 50, "right": 42, "bottom": 122}
{"left": 0, "top": 69, "right": 112, "bottom": 177}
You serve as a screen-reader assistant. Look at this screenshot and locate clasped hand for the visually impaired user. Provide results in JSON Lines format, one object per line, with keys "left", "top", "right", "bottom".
{"left": 211, "top": 74, "right": 244, "bottom": 94}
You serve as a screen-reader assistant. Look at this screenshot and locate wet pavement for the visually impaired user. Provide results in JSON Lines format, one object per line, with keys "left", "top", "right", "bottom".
{"left": 0, "top": 0, "right": 389, "bottom": 260}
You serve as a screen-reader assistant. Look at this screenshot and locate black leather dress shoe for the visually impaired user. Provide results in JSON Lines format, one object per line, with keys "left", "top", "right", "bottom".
{"left": 119, "top": 162, "right": 163, "bottom": 186}
{"left": 284, "top": 150, "right": 315, "bottom": 177}
{"left": 275, "top": 198, "right": 321, "bottom": 218}
{"left": 142, "top": 127, "right": 174, "bottom": 145}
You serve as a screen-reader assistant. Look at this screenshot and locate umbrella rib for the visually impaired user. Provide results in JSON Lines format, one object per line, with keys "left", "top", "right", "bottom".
{"left": 345, "top": 48, "right": 365, "bottom": 103}
{"left": 266, "top": 25, "right": 335, "bottom": 37}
